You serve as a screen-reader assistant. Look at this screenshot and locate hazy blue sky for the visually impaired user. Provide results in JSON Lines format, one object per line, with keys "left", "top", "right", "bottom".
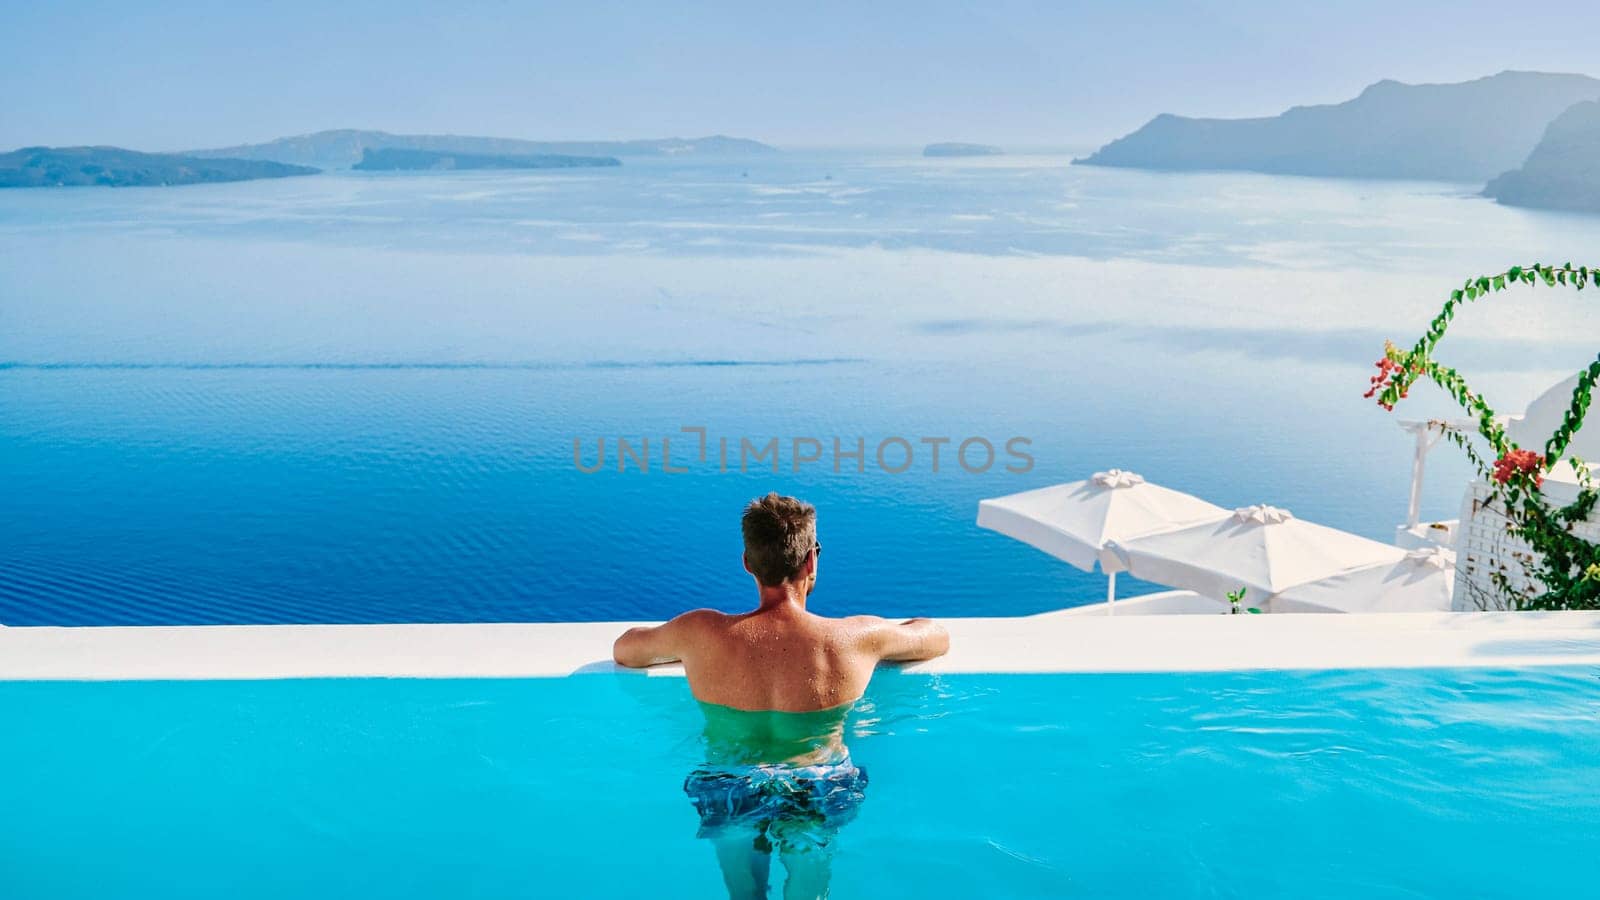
{"left": 5, "top": 1, "right": 1599, "bottom": 151}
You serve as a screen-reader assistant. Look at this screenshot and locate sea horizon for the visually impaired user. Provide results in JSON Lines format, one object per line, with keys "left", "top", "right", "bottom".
{"left": 5, "top": 149, "right": 1599, "bottom": 625}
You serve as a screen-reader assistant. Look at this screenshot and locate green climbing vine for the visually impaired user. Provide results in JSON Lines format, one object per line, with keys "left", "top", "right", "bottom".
{"left": 1369, "top": 263, "right": 1600, "bottom": 610}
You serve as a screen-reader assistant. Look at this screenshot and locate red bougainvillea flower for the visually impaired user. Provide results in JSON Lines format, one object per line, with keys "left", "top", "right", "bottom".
{"left": 1365, "top": 365, "right": 1398, "bottom": 410}
{"left": 1492, "top": 449, "right": 1544, "bottom": 487}
{"left": 1364, "top": 342, "right": 1406, "bottom": 411}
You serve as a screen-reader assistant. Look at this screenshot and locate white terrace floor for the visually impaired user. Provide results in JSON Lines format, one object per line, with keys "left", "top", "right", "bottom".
{"left": 4, "top": 594, "right": 1600, "bottom": 680}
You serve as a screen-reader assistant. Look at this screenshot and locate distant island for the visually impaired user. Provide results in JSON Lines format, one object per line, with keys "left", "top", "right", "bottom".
{"left": 190, "top": 130, "right": 777, "bottom": 170}
{"left": 0, "top": 146, "right": 318, "bottom": 188}
{"left": 924, "top": 142, "right": 1003, "bottom": 157}
{"left": 352, "top": 148, "right": 621, "bottom": 171}
{"left": 1076, "top": 71, "right": 1600, "bottom": 182}
{"left": 1484, "top": 100, "right": 1600, "bottom": 213}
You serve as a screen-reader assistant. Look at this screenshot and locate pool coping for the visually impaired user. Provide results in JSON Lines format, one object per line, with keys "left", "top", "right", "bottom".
{"left": 4, "top": 596, "right": 1600, "bottom": 680}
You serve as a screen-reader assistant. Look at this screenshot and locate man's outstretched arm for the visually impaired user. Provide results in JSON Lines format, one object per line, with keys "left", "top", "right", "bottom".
{"left": 612, "top": 609, "right": 711, "bottom": 668}
{"left": 858, "top": 616, "right": 950, "bottom": 663}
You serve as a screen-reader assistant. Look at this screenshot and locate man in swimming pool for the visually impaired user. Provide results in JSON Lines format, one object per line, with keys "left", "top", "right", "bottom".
{"left": 613, "top": 492, "right": 950, "bottom": 900}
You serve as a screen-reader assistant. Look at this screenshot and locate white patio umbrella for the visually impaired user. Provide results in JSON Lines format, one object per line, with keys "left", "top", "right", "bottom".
{"left": 977, "top": 469, "right": 1229, "bottom": 607}
{"left": 1106, "top": 504, "right": 1406, "bottom": 606}
{"left": 1265, "top": 546, "right": 1455, "bottom": 613}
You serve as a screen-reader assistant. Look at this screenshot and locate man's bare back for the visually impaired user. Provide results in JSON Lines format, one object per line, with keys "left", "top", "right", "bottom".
{"left": 610, "top": 493, "right": 948, "bottom": 900}
{"left": 614, "top": 603, "right": 949, "bottom": 712}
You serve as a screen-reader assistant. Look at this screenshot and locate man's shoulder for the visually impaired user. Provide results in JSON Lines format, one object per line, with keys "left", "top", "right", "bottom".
{"left": 667, "top": 608, "right": 728, "bottom": 628}
{"left": 819, "top": 614, "right": 930, "bottom": 656}
{"left": 831, "top": 613, "right": 890, "bottom": 629}
{"left": 818, "top": 613, "right": 893, "bottom": 645}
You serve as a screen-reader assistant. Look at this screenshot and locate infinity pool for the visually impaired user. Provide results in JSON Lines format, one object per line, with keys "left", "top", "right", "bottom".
{"left": 3, "top": 667, "right": 1597, "bottom": 898}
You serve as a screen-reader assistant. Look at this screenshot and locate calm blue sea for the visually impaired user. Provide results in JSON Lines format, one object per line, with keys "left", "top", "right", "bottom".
{"left": 4, "top": 151, "right": 1600, "bottom": 624}
{"left": 3, "top": 667, "right": 1598, "bottom": 898}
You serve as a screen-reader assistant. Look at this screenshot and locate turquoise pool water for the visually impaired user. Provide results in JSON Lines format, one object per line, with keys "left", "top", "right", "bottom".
{"left": 3, "top": 666, "right": 1597, "bottom": 898}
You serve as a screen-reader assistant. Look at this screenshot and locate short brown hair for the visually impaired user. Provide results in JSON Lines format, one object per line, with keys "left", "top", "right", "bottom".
{"left": 741, "top": 493, "right": 817, "bottom": 586}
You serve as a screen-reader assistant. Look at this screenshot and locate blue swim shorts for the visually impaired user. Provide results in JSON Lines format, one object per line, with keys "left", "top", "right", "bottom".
{"left": 683, "top": 759, "right": 869, "bottom": 850}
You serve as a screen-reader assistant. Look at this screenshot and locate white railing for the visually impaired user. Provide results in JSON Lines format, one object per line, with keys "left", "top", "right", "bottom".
{"left": 1453, "top": 473, "right": 1600, "bottom": 610}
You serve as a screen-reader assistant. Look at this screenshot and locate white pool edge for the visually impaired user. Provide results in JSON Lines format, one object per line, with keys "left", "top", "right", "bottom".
{"left": 4, "top": 596, "right": 1600, "bottom": 681}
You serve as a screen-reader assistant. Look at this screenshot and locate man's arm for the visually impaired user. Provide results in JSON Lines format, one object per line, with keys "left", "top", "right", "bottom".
{"left": 612, "top": 609, "right": 712, "bottom": 668}
{"left": 857, "top": 616, "right": 950, "bottom": 663}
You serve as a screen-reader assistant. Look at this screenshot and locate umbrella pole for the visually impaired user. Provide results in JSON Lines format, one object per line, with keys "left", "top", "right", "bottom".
{"left": 1106, "top": 571, "right": 1117, "bottom": 615}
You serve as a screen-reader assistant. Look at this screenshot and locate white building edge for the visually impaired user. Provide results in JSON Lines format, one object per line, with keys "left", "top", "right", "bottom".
{"left": 1400, "top": 372, "right": 1600, "bottom": 611}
